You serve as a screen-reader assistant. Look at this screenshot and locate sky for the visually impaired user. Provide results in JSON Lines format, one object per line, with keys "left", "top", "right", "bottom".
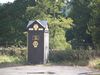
{"left": 0, "top": 0, "right": 14, "bottom": 3}
{"left": 0, "top": 0, "right": 71, "bottom": 4}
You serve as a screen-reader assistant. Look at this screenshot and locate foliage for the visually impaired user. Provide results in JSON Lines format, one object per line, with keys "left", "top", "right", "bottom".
{"left": 0, "top": 0, "right": 73, "bottom": 50}
{"left": 26, "top": 0, "right": 64, "bottom": 20}
{"left": 0, "top": 46, "right": 27, "bottom": 64}
{"left": 66, "top": 0, "right": 100, "bottom": 50}
{"left": 0, "top": 0, "right": 100, "bottom": 67}
{"left": 0, "top": 0, "right": 99, "bottom": 50}
{"left": 89, "top": 58, "right": 100, "bottom": 69}
{"left": 49, "top": 18, "right": 73, "bottom": 50}
{"left": 0, "top": 55, "right": 21, "bottom": 64}
{"left": 49, "top": 49, "right": 100, "bottom": 65}
{"left": 0, "top": 0, "right": 34, "bottom": 46}
{"left": 66, "top": 0, "right": 95, "bottom": 49}
{"left": 88, "top": 0, "right": 100, "bottom": 49}
{"left": 0, "top": 46, "right": 27, "bottom": 56}
{"left": 26, "top": 0, "right": 73, "bottom": 50}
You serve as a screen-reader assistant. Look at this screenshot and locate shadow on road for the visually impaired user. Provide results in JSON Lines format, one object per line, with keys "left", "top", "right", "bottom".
{"left": 27, "top": 72, "right": 55, "bottom": 74}
{"left": 0, "top": 63, "right": 24, "bottom": 68}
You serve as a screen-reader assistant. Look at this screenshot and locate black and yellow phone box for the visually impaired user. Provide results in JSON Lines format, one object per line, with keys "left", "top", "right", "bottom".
{"left": 27, "top": 20, "right": 49, "bottom": 64}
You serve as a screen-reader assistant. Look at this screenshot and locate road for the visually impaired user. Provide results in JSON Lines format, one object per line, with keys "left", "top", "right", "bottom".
{"left": 0, "top": 65, "right": 100, "bottom": 75}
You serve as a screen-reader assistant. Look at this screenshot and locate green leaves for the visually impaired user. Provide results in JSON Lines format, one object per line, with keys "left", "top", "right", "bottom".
{"left": 0, "top": 0, "right": 73, "bottom": 49}
{"left": 88, "top": 0, "right": 100, "bottom": 49}
{"left": 25, "top": 0, "right": 73, "bottom": 49}
{"left": 48, "top": 18, "right": 73, "bottom": 50}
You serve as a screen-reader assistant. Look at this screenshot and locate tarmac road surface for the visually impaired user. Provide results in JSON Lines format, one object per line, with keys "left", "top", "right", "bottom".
{"left": 0, "top": 65, "right": 100, "bottom": 75}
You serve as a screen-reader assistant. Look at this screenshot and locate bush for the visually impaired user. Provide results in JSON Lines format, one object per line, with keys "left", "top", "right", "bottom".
{"left": 0, "top": 55, "right": 20, "bottom": 64}
{"left": 49, "top": 18, "right": 73, "bottom": 50}
{"left": 0, "top": 46, "right": 27, "bottom": 56}
{"left": 0, "top": 46, "right": 27, "bottom": 64}
{"left": 89, "top": 58, "right": 100, "bottom": 69}
{"left": 49, "top": 49, "right": 100, "bottom": 65}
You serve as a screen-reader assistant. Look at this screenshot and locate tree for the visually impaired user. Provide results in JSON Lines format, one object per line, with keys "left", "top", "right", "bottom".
{"left": 0, "top": 0, "right": 35, "bottom": 46}
{"left": 26, "top": 0, "right": 65, "bottom": 20}
{"left": 49, "top": 18, "right": 73, "bottom": 50}
{"left": 26, "top": 0, "right": 73, "bottom": 50}
{"left": 88, "top": 0, "right": 100, "bottom": 49}
{"left": 0, "top": 0, "right": 73, "bottom": 49}
{"left": 66, "top": 0, "right": 94, "bottom": 49}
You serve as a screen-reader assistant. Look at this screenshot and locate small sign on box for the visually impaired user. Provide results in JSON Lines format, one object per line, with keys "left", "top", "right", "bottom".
{"left": 29, "top": 28, "right": 33, "bottom": 30}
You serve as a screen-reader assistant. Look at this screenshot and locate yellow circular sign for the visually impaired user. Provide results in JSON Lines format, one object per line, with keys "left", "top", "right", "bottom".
{"left": 33, "top": 24, "right": 39, "bottom": 31}
{"left": 32, "top": 41, "right": 38, "bottom": 48}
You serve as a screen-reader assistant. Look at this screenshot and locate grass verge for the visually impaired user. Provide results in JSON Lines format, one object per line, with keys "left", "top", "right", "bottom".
{"left": 0, "top": 55, "right": 26, "bottom": 64}
{"left": 89, "top": 58, "right": 100, "bottom": 69}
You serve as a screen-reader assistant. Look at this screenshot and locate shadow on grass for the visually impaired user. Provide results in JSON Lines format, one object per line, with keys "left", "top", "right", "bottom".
{"left": 48, "top": 59, "right": 89, "bottom": 66}
{"left": 49, "top": 50, "right": 90, "bottom": 66}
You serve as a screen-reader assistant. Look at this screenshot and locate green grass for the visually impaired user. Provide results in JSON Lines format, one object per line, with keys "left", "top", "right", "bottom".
{"left": 89, "top": 58, "right": 100, "bottom": 69}
{"left": 0, "top": 55, "right": 26, "bottom": 64}
{"left": 0, "top": 47, "right": 100, "bottom": 70}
